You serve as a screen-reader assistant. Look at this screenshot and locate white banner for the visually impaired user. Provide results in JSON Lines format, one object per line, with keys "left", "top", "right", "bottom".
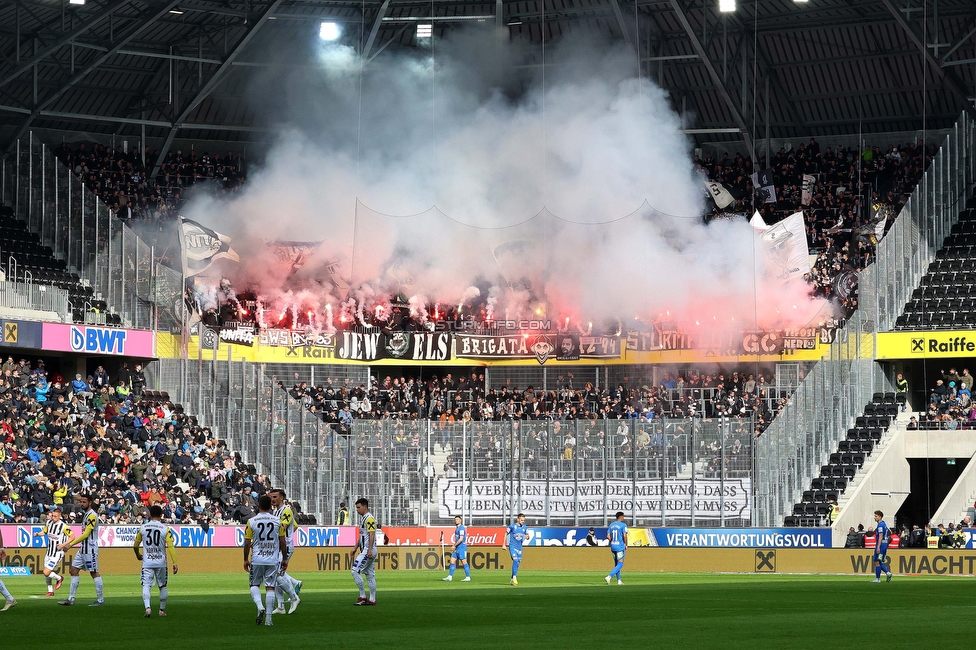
{"left": 758, "top": 211, "right": 811, "bottom": 282}
{"left": 437, "top": 478, "right": 751, "bottom": 520}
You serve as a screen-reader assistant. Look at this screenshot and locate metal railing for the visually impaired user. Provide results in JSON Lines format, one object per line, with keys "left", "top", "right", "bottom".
{"left": 0, "top": 277, "right": 70, "bottom": 321}
{"left": 0, "top": 132, "right": 183, "bottom": 331}
{"left": 755, "top": 112, "right": 976, "bottom": 527}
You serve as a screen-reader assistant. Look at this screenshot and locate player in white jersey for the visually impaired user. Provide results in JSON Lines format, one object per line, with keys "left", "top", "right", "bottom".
{"left": 269, "top": 489, "right": 301, "bottom": 614}
{"left": 32, "top": 507, "right": 73, "bottom": 595}
{"left": 350, "top": 497, "right": 377, "bottom": 606}
{"left": 244, "top": 495, "right": 288, "bottom": 626}
{"left": 58, "top": 494, "right": 104, "bottom": 606}
{"left": 0, "top": 546, "right": 16, "bottom": 611}
{"left": 133, "top": 505, "right": 179, "bottom": 618}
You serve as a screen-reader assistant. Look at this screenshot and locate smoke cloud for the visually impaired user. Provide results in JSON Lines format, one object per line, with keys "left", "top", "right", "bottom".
{"left": 185, "top": 28, "right": 827, "bottom": 331}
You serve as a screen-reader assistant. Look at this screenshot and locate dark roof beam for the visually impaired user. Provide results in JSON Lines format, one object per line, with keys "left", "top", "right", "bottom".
{"left": 0, "top": 0, "right": 134, "bottom": 90}
{"left": 768, "top": 50, "right": 924, "bottom": 68}
{"left": 152, "top": 0, "right": 286, "bottom": 176}
{"left": 365, "top": 22, "right": 412, "bottom": 64}
{"left": 940, "top": 9, "right": 976, "bottom": 64}
{"left": 667, "top": 0, "right": 751, "bottom": 158}
{"left": 4, "top": 0, "right": 184, "bottom": 151}
{"left": 880, "top": 0, "right": 975, "bottom": 118}
{"left": 67, "top": 39, "right": 224, "bottom": 64}
{"left": 362, "top": 0, "right": 391, "bottom": 60}
{"left": 608, "top": 0, "right": 634, "bottom": 50}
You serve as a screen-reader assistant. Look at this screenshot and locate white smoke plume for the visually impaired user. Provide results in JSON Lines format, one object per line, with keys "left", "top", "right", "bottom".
{"left": 185, "top": 29, "right": 826, "bottom": 332}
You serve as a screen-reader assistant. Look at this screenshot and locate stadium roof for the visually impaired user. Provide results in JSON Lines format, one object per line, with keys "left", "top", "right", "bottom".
{"left": 0, "top": 0, "right": 974, "bottom": 164}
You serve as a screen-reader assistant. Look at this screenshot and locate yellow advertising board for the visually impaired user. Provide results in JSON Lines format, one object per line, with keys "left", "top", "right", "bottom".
{"left": 156, "top": 332, "right": 827, "bottom": 366}
{"left": 876, "top": 330, "right": 976, "bottom": 359}
{"left": 8, "top": 547, "right": 974, "bottom": 577}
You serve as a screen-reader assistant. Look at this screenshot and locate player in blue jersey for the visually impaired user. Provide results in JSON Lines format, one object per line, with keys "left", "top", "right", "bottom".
{"left": 872, "top": 510, "right": 892, "bottom": 583}
{"left": 502, "top": 513, "right": 527, "bottom": 586}
{"left": 605, "top": 511, "right": 628, "bottom": 585}
{"left": 443, "top": 516, "right": 471, "bottom": 582}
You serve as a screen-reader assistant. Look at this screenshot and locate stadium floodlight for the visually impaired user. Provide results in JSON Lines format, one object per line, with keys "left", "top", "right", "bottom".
{"left": 417, "top": 23, "right": 433, "bottom": 39}
{"left": 718, "top": 0, "right": 735, "bottom": 12}
{"left": 69, "top": 0, "right": 86, "bottom": 5}
{"left": 793, "top": 0, "right": 808, "bottom": 3}
{"left": 319, "top": 21, "right": 340, "bottom": 41}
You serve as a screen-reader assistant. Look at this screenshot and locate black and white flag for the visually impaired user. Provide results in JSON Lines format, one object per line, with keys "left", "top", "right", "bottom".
{"left": 801, "top": 174, "right": 816, "bottom": 206}
{"left": 704, "top": 180, "right": 736, "bottom": 209}
{"left": 179, "top": 217, "right": 240, "bottom": 277}
{"left": 751, "top": 170, "right": 777, "bottom": 204}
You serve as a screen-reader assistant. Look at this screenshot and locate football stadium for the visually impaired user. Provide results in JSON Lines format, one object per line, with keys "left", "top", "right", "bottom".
{"left": 1, "top": 0, "right": 976, "bottom": 645}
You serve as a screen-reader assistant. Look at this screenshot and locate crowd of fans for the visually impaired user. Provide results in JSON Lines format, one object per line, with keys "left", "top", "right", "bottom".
{"left": 699, "top": 138, "right": 933, "bottom": 317}
{"left": 284, "top": 367, "right": 793, "bottom": 436}
{"left": 54, "top": 141, "right": 246, "bottom": 266}
{"left": 904, "top": 366, "right": 976, "bottom": 430}
{"left": 0, "top": 356, "right": 268, "bottom": 525}
{"left": 844, "top": 517, "right": 973, "bottom": 548}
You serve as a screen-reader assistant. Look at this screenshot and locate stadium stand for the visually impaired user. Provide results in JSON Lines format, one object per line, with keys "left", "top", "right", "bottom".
{"left": 784, "top": 391, "right": 905, "bottom": 527}
{"left": 0, "top": 203, "right": 118, "bottom": 325}
{"left": 895, "top": 202, "right": 976, "bottom": 330}
{"left": 701, "top": 139, "right": 931, "bottom": 318}
{"left": 54, "top": 142, "right": 245, "bottom": 226}
{"left": 910, "top": 369, "right": 976, "bottom": 429}
{"left": 282, "top": 367, "right": 793, "bottom": 431}
{"left": 0, "top": 357, "right": 271, "bottom": 526}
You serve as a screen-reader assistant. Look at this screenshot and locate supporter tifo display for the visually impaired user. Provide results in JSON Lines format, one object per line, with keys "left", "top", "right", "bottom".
{"left": 157, "top": 325, "right": 832, "bottom": 366}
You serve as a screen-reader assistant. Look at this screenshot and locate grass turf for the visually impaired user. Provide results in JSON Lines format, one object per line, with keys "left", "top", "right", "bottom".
{"left": 0, "top": 570, "right": 971, "bottom": 648}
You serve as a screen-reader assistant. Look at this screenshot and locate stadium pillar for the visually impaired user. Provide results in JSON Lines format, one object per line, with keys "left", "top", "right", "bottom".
{"left": 545, "top": 422, "right": 551, "bottom": 525}
{"left": 602, "top": 437, "right": 608, "bottom": 526}
{"left": 573, "top": 420, "right": 579, "bottom": 527}
{"left": 632, "top": 421, "right": 637, "bottom": 525}
{"left": 660, "top": 422, "right": 667, "bottom": 527}
{"left": 690, "top": 422, "right": 696, "bottom": 526}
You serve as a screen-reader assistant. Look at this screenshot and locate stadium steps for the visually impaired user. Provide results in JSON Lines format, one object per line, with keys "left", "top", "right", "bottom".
{"left": 834, "top": 407, "right": 913, "bottom": 510}
{"left": 784, "top": 392, "right": 906, "bottom": 528}
{"left": 0, "top": 203, "right": 121, "bottom": 325}
{"left": 894, "top": 191, "right": 976, "bottom": 330}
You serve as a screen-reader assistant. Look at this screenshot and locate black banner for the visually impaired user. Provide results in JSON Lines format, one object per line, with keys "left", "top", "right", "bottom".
{"left": 455, "top": 334, "right": 621, "bottom": 364}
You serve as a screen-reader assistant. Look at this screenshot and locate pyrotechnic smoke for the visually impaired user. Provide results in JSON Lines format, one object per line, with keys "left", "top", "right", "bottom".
{"left": 185, "top": 29, "right": 826, "bottom": 331}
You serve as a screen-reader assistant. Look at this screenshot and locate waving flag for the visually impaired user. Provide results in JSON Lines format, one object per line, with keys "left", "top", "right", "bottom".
{"left": 178, "top": 217, "right": 240, "bottom": 277}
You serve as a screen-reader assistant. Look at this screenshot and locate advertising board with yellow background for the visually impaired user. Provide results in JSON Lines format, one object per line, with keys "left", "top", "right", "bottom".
{"left": 5, "top": 547, "right": 975, "bottom": 576}
{"left": 876, "top": 330, "right": 976, "bottom": 359}
{"left": 156, "top": 330, "right": 828, "bottom": 367}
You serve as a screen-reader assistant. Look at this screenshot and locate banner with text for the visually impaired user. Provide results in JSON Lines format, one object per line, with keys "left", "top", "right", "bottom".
{"left": 436, "top": 479, "right": 751, "bottom": 520}
{"left": 42, "top": 323, "right": 155, "bottom": 357}
{"left": 649, "top": 527, "right": 831, "bottom": 548}
{"left": 455, "top": 334, "right": 621, "bottom": 364}
{"left": 0, "top": 524, "right": 357, "bottom": 548}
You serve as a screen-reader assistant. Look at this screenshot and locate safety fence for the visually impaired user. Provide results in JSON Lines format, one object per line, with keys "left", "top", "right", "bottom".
{"left": 755, "top": 112, "right": 976, "bottom": 526}
{"left": 152, "top": 357, "right": 754, "bottom": 528}
{"left": 0, "top": 277, "right": 70, "bottom": 321}
{"left": 0, "top": 132, "right": 182, "bottom": 331}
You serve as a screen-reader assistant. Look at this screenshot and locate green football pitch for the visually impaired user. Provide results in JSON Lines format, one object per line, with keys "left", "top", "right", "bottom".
{"left": 0, "top": 571, "right": 971, "bottom": 648}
